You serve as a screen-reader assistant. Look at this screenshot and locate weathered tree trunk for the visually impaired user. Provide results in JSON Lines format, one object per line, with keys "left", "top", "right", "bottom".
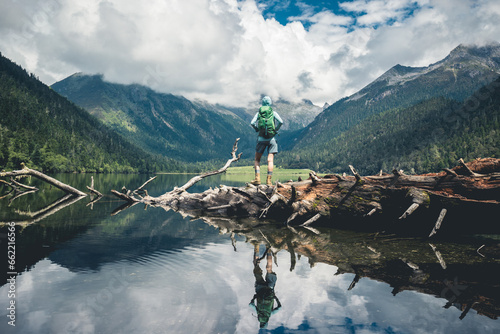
{"left": 0, "top": 163, "right": 87, "bottom": 196}
{"left": 0, "top": 164, "right": 92, "bottom": 226}
{"left": 111, "top": 136, "right": 500, "bottom": 236}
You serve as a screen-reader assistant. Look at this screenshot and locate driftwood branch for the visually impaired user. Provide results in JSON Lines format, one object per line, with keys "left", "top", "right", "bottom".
{"left": 443, "top": 168, "right": 458, "bottom": 177}
{"left": 0, "top": 164, "right": 86, "bottom": 196}
{"left": 0, "top": 178, "right": 38, "bottom": 204}
{"left": 111, "top": 201, "right": 139, "bottom": 216}
{"left": 459, "top": 158, "right": 482, "bottom": 177}
{"left": 134, "top": 176, "right": 157, "bottom": 195}
{"left": 8, "top": 189, "right": 37, "bottom": 204}
{"left": 0, "top": 178, "right": 38, "bottom": 191}
{"left": 86, "top": 176, "right": 103, "bottom": 197}
{"left": 0, "top": 178, "right": 38, "bottom": 203}
{"left": 476, "top": 244, "right": 486, "bottom": 257}
{"left": 429, "top": 243, "right": 447, "bottom": 269}
{"left": 110, "top": 138, "right": 245, "bottom": 214}
{"left": 174, "top": 138, "right": 242, "bottom": 194}
{"left": 109, "top": 176, "right": 158, "bottom": 203}
{"left": 309, "top": 171, "right": 322, "bottom": 185}
{"left": 429, "top": 208, "right": 447, "bottom": 237}
{"left": 349, "top": 165, "right": 361, "bottom": 182}
{"left": 111, "top": 189, "right": 140, "bottom": 203}
{"left": 399, "top": 203, "right": 420, "bottom": 219}
{"left": 300, "top": 213, "right": 322, "bottom": 227}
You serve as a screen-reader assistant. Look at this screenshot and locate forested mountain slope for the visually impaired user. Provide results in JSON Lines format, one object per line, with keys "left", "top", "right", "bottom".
{"left": 52, "top": 74, "right": 253, "bottom": 162}
{"left": 0, "top": 53, "right": 182, "bottom": 173}
{"left": 281, "top": 77, "right": 500, "bottom": 174}
{"left": 290, "top": 44, "right": 500, "bottom": 150}
{"left": 280, "top": 43, "right": 500, "bottom": 173}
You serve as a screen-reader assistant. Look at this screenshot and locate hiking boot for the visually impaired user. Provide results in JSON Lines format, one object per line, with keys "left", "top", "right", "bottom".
{"left": 266, "top": 175, "right": 272, "bottom": 186}
{"left": 251, "top": 173, "right": 261, "bottom": 185}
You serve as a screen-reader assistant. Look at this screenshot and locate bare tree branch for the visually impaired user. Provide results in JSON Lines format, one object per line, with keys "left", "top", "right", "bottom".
{"left": 173, "top": 138, "right": 242, "bottom": 194}
{"left": 0, "top": 164, "right": 86, "bottom": 196}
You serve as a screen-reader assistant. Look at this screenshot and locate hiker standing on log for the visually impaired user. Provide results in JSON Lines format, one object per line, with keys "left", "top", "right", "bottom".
{"left": 250, "top": 96, "right": 283, "bottom": 186}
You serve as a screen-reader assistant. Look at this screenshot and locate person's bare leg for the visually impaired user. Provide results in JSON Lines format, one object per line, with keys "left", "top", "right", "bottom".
{"left": 267, "top": 153, "right": 274, "bottom": 173}
{"left": 253, "top": 244, "right": 260, "bottom": 265}
{"left": 266, "top": 251, "right": 273, "bottom": 273}
{"left": 252, "top": 152, "right": 263, "bottom": 185}
{"left": 255, "top": 152, "right": 263, "bottom": 170}
{"left": 266, "top": 153, "right": 275, "bottom": 185}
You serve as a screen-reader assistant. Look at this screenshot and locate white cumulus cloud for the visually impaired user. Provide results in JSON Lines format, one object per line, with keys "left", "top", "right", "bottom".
{"left": 0, "top": 0, "right": 499, "bottom": 107}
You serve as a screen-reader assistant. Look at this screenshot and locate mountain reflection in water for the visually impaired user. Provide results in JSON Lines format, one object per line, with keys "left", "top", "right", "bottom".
{"left": 0, "top": 173, "right": 499, "bottom": 333}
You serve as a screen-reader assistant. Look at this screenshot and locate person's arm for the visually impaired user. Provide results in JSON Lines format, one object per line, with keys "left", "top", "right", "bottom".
{"left": 273, "top": 112, "right": 283, "bottom": 132}
{"left": 249, "top": 294, "right": 257, "bottom": 311}
{"left": 251, "top": 113, "right": 259, "bottom": 132}
{"left": 272, "top": 295, "right": 282, "bottom": 313}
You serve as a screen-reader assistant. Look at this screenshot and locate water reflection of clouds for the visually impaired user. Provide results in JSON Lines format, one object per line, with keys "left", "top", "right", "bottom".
{"left": 227, "top": 247, "right": 498, "bottom": 333}
{"left": 124, "top": 246, "right": 240, "bottom": 334}
{"left": 215, "top": 244, "right": 352, "bottom": 332}
{"left": 0, "top": 260, "right": 78, "bottom": 333}
{"left": 1, "top": 242, "right": 500, "bottom": 333}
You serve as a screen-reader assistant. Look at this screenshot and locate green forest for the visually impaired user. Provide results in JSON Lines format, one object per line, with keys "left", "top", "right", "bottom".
{"left": 0, "top": 53, "right": 185, "bottom": 173}
{"left": 279, "top": 78, "right": 500, "bottom": 174}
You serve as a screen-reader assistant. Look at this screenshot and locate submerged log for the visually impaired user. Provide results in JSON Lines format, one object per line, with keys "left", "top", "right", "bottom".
{"left": 111, "top": 141, "right": 500, "bottom": 235}
{"left": 0, "top": 164, "right": 91, "bottom": 226}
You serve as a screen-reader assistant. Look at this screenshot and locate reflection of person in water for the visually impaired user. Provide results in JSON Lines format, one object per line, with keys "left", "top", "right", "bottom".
{"left": 249, "top": 244, "right": 282, "bottom": 329}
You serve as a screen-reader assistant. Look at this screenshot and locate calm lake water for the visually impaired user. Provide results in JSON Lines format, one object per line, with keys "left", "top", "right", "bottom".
{"left": 1, "top": 173, "right": 500, "bottom": 334}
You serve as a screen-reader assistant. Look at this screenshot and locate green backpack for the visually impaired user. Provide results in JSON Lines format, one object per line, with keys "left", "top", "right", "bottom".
{"left": 257, "top": 106, "right": 276, "bottom": 139}
{"left": 256, "top": 287, "right": 275, "bottom": 324}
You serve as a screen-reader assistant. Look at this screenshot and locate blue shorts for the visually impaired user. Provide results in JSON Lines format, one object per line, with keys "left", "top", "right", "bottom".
{"left": 255, "top": 273, "right": 278, "bottom": 292}
{"left": 256, "top": 138, "right": 278, "bottom": 154}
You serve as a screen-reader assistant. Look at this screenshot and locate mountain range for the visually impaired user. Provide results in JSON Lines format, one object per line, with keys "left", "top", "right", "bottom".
{"left": 51, "top": 73, "right": 254, "bottom": 163}
{"left": 280, "top": 43, "right": 500, "bottom": 173}
{"left": 296, "top": 44, "right": 500, "bottom": 148}
{"left": 0, "top": 52, "right": 182, "bottom": 173}
{"left": 51, "top": 75, "right": 324, "bottom": 163}
{"left": 1, "top": 43, "right": 499, "bottom": 174}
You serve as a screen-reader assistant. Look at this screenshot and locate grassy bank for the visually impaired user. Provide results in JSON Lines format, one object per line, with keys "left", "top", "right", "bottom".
{"left": 224, "top": 165, "right": 314, "bottom": 184}
{"left": 157, "top": 166, "right": 317, "bottom": 185}
{"left": 226, "top": 165, "right": 312, "bottom": 175}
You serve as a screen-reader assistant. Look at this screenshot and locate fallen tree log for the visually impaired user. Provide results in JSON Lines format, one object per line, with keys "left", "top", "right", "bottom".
{"left": 111, "top": 139, "right": 500, "bottom": 235}
{"left": 0, "top": 163, "right": 87, "bottom": 197}
{"left": 272, "top": 158, "right": 499, "bottom": 235}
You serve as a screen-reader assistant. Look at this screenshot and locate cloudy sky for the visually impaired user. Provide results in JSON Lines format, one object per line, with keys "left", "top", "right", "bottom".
{"left": 1, "top": 0, "right": 499, "bottom": 107}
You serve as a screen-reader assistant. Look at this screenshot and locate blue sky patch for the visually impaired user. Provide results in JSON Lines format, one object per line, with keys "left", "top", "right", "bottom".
{"left": 255, "top": 0, "right": 424, "bottom": 30}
